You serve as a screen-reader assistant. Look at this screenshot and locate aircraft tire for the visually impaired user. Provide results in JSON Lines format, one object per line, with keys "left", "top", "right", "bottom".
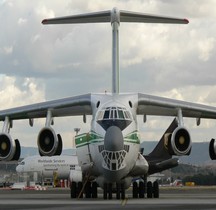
{"left": 108, "top": 183, "right": 112, "bottom": 199}
{"left": 121, "top": 183, "right": 125, "bottom": 200}
{"left": 132, "top": 182, "right": 138, "bottom": 198}
{"left": 116, "top": 183, "right": 121, "bottom": 199}
{"left": 139, "top": 182, "right": 144, "bottom": 198}
{"left": 85, "top": 181, "right": 92, "bottom": 198}
{"left": 92, "top": 182, "right": 98, "bottom": 198}
{"left": 147, "top": 181, "right": 153, "bottom": 198}
{"left": 77, "top": 182, "right": 83, "bottom": 198}
{"left": 153, "top": 181, "right": 159, "bottom": 198}
{"left": 103, "top": 183, "right": 108, "bottom": 200}
{"left": 70, "top": 182, "right": 77, "bottom": 199}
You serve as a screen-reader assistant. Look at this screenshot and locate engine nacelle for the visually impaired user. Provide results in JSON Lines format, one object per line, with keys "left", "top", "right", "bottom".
{"left": 164, "top": 126, "right": 192, "bottom": 156}
{"left": 37, "top": 127, "right": 62, "bottom": 156}
{"left": 0, "top": 133, "right": 21, "bottom": 161}
{"left": 209, "top": 138, "right": 216, "bottom": 160}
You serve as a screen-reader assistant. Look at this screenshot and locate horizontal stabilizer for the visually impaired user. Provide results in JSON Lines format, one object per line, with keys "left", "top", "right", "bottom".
{"left": 42, "top": 8, "right": 189, "bottom": 25}
{"left": 120, "top": 10, "right": 189, "bottom": 24}
{"left": 42, "top": 10, "right": 111, "bottom": 24}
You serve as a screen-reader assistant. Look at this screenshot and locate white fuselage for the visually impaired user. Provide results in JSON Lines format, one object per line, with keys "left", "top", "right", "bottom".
{"left": 16, "top": 155, "right": 78, "bottom": 179}
{"left": 75, "top": 93, "right": 148, "bottom": 188}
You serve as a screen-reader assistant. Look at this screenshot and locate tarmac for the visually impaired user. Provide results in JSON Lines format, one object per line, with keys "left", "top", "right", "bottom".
{"left": 0, "top": 186, "right": 216, "bottom": 210}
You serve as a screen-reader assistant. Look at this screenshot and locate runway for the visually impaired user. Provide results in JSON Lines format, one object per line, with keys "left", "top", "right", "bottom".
{"left": 1, "top": 187, "right": 216, "bottom": 210}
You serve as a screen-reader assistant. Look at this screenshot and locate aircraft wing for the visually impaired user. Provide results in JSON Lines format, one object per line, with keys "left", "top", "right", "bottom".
{"left": 137, "top": 93, "right": 216, "bottom": 119}
{"left": 0, "top": 93, "right": 92, "bottom": 121}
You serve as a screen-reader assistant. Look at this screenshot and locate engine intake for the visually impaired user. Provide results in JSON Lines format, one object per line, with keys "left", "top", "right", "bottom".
{"left": 164, "top": 126, "right": 191, "bottom": 156}
{"left": 0, "top": 133, "right": 21, "bottom": 161}
{"left": 209, "top": 138, "right": 216, "bottom": 160}
{"left": 37, "top": 127, "right": 62, "bottom": 156}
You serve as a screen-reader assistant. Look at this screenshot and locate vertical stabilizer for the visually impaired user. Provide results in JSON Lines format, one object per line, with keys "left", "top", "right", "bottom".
{"left": 145, "top": 118, "right": 178, "bottom": 160}
{"left": 42, "top": 8, "right": 189, "bottom": 94}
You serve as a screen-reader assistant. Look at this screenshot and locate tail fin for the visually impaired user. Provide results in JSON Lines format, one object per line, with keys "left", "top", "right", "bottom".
{"left": 145, "top": 118, "right": 178, "bottom": 161}
{"left": 42, "top": 8, "right": 188, "bottom": 94}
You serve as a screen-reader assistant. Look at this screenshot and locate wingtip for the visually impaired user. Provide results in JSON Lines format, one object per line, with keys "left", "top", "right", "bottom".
{"left": 41, "top": 19, "right": 48, "bottom": 24}
{"left": 184, "top": 18, "right": 189, "bottom": 24}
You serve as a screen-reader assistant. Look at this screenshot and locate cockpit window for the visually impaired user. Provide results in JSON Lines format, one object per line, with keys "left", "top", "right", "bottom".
{"left": 118, "top": 110, "right": 124, "bottom": 119}
{"left": 104, "top": 110, "right": 110, "bottom": 119}
{"left": 97, "top": 107, "right": 132, "bottom": 121}
{"left": 124, "top": 111, "right": 131, "bottom": 119}
{"left": 96, "top": 107, "right": 133, "bottom": 131}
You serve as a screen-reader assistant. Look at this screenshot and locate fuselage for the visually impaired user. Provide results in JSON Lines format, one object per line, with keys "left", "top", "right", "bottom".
{"left": 16, "top": 155, "right": 78, "bottom": 179}
{"left": 75, "top": 93, "right": 148, "bottom": 188}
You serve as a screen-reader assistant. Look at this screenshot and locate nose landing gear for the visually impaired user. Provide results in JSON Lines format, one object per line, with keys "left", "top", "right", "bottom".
{"left": 103, "top": 183, "right": 125, "bottom": 200}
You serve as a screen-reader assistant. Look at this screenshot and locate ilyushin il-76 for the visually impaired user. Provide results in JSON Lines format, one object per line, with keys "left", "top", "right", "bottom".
{"left": 1, "top": 7, "right": 216, "bottom": 199}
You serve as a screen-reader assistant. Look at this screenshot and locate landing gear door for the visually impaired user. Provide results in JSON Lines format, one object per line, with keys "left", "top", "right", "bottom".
{"left": 75, "top": 133, "right": 92, "bottom": 169}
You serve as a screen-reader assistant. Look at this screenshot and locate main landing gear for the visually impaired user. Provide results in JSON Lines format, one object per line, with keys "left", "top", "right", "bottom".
{"left": 70, "top": 181, "right": 159, "bottom": 199}
{"left": 70, "top": 181, "right": 126, "bottom": 199}
{"left": 132, "top": 181, "right": 159, "bottom": 198}
{"left": 70, "top": 181, "right": 98, "bottom": 199}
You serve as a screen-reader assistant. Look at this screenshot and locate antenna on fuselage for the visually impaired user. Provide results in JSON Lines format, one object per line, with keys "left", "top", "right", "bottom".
{"left": 42, "top": 8, "right": 188, "bottom": 94}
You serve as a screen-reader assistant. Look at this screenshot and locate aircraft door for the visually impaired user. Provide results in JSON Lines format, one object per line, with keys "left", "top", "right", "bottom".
{"left": 75, "top": 133, "right": 92, "bottom": 171}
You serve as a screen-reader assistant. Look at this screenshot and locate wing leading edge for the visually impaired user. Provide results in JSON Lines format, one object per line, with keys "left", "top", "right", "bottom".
{"left": 138, "top": 93, "right": 216, "bottom": 119}
{"left": 0, "top": 94, "right": 92, "bottom": 121}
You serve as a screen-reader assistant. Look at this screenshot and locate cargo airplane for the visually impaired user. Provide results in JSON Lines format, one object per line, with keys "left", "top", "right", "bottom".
{"left": 16, "top": 155, "right": 80, "bottom": 181}
{"left": 1, "top": 8, "right": 216, "bottom": 199}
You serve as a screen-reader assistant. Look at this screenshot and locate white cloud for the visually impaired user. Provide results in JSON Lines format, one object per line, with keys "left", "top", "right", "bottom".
{"left": 0, "top": 75, "right": 45, "bottom": 108}
{"left": 198, "top": 37, "right": 215, "bottom": 61}
{"left": 0, "top": 75, "right": 46, "bottom": 147}
{"left": 18, "top": 18, "right": 27, "bottom": 26}
{"left": 2, "top": 46, "right": 13, "bottom": 55}
{"left": 1, "top": 0, "right": 13, "bottom": 7}
{"left": 35, "top": 5, "right": 55, "bottom": 19}
{"left": 31, "top": 34, "right": 41, "bottom": 43}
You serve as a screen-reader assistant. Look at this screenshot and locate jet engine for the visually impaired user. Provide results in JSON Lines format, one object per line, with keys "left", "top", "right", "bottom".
{"left": 209, "top": 138, "right": 216, "bottom": 160}
{"left": 0, "top": 133, "right": 21, "bottom": 161}
{"left": 37, "top": 127, "right": 62, "bottom": 156}
{"left": 164, "top": 126, "right": 191, "bottom": 156}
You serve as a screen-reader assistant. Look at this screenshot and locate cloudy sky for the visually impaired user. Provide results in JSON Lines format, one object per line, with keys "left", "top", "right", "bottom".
{"left": 1, "top": 0, "right": 216, "bottom": 150}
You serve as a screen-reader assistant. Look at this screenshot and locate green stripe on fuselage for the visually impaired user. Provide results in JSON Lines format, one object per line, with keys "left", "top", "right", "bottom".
{"left": 75, "top": 130, "right": 140, "bottom": 148}
{"left": 75, "top": 131, "right": 103, "bottom": 148}
{"left": 124, "top": 131, "right": 140, "bottom": 144}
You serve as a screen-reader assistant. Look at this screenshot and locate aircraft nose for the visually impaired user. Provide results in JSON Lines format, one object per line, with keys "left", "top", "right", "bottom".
{"left": 104, "top": 126, "right": 124, "bottom": 151}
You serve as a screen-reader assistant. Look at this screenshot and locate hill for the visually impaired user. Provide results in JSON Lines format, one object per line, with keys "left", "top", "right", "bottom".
{"left": 141, "top": 141, "right": 213, "bottom": 165}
